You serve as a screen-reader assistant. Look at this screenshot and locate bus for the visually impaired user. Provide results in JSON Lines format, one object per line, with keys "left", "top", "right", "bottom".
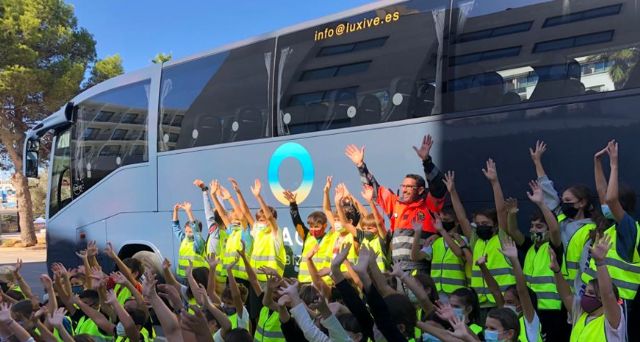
{"left": 23, "top": 0, "right": 640, "bottom": 274}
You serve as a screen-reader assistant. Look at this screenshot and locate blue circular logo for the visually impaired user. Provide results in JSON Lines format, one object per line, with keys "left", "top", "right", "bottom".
{"left": 268, "top": 142, "right": 314, "bottom": 205}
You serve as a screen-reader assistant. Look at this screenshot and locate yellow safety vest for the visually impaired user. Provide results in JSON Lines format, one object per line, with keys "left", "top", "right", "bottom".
{"left": 518, "top": 315, "right": 542, "bottom": 342}
{"left": 558, "top": 214, "right": 595, "bottom": 282}
{"left": 74, "top": 315, "right": 112, "bottom": 340}
{"left": 569, "top": 312, "right": 606, "bottom": 342}
{"left": 250, "top": 228, "right": 286, "bottom": 282}
{"left": 431, "top": 237, "right": 466, "bottom": 295}
{"left": 332, "top": 232, "right": 358, "bottom": 273}
{"left": 362, "top": 235, "right": 387, "bottom": 272}
{"left": 255, "top": 306, "right": 285, "bottom": 342}
{"left": 115, "top": 326, "right": 151, "bottom": 342}
{"left": 298, "top": 232, "right": 335, "bottom": 284}
{"left": 207, "top": 228, "right": 228, "bottom": 283}
{"left": 523, "top": 242, "right": 562, "bottom": 310}
{"left": 580, "top": 225, "right": 640, "bottom": 300}
{"left": 222, "top": 229, "right": 249, "bottom": 281}
{"left": 177, "top": 238, "right": 209, "bottom": 277}
{"left": 471, "top": 235, "right": 515, "bottom": 306}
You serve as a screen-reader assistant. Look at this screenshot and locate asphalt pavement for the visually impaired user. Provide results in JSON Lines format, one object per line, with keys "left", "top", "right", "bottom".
{"left": 0, "top": 246, "right": 47, "bottom": 298}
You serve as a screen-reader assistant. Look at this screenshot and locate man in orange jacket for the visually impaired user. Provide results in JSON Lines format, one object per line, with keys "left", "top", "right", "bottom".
{"left": 345, "top": 135, "right": 446, "bottom": 273}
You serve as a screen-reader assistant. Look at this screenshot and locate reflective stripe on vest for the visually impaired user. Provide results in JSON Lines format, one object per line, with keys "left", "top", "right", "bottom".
{"left": 580, "top": 226, "right": 640, "bottom": 300}
{"left": 208, "top": 229, "right": 228, "bottom": 283}
{"left": 298, "top": 233, "right": 335, "bottom": 284}
{"left": 471, "top": 235, "right": 515, "bottom": 306}
{"left": 391, "top": 229, "right": 428, "bottom": 271}
{"left": 431, "top": 237, "right": 466, "bottom": 295}
{"left": 222, "top": 229, "right": 249, "bottom": 280}
{"left": 569, "top": 312, "right": 606, "bottom": 342}
{"left": 523, "top": 242, "right": 562, "bottom": 310}
{"left": 518, "top": 315, "right": 543, "bottom": 342}
{"left": 254, "top": 306, "right": 285, "bottom": 342}
{"left": 75, "top": 316, "right": 112, "bottom": 340}
{"left": 177, "top": 238, "right": 208, "bottom": 277}
{"left": 250, "top": 228, "right": 286, "bottom": 282}
{"left": 332, "top": 232, "right": 358, "bottom": 274}
{"left": 362, "top": 236, "right": 387, "bottom": 272}
{"left": 562, "top": 220, "right": 595, "bottom": 283}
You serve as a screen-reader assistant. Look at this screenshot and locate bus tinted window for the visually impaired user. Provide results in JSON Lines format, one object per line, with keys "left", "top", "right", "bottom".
{"left": 276, "top": 0, "right": 449, "bottom": 135}
{"left": 71, "top": 80, "right": 150, "bottom": 197}
{"left": 447, "top": 0, "right": 640, "bottom": 111}
{"left": 158, "top": 39, "right": 274, "bottom": 151}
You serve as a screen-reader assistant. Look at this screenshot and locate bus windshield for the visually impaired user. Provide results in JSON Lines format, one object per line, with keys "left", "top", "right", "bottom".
{"left": 49, "top": 128, "right": 72, "bottom": 217}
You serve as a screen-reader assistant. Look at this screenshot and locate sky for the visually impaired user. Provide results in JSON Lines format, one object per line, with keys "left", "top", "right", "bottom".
{"left": 66, "top": 0, "right": 376, "bottom": 72}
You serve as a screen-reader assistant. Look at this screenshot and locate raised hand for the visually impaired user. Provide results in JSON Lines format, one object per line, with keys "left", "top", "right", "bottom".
{"left": 500, "top": 236, "right": 518, "bottom": 260}
{"left": 111, "top": 271, "right": 127, "bottom": 285}
{"left": 449, "top": 315, "right": 472, "bottom": 340}
{"left": 606, "top": 140, "right": 618, "bottom": 167}
{"left": 305, "top": 244, "right": 319, "bottom": 261}
{"left": 345, "top": 144, "right": 365, "bottom": 167}
{"left": 389, "top": 263, "right": 406, "bottom": 279}
{"left": 228, "top": 177, "right": 241, "bottom": 192}
{"left": 39, "top": 274, "right": 53, "bottom": 288}
{"left": 278, "top": 278, "right": 301, "bottom": 301}
{"left": 334, "top": 183, "right": 346, "bottom": 203}
{"left": 548, "top": 248, "right": 560, "bottom": 273}
{"left": 330, "top": 243, "right": 351, "bottom": 271}
{"left": 324, "top": 176, "right": 333, "bottom": 193}
{"left": 282, "top": 190, "right": 297, "bottom": 204}
{"left": 142, "top": 271, "right": 158, "bottom": 298}
{"left": 250, "top": 179, "right": 262, "bottom": 197}
{"left": 209, "top": 180, "right": 220, "bottom": 196}
{"left": 105, "top": 289, "right": 118, "bottom": 304}
{"left": 181, "top": 201, "right": 192, "bottom": 212}
{"left": 226, "top": 257, "right": 239, "bottom": 272}
{"left": 104, "top": 241, "right": 116, "bottom": 258}
{"left": 435, "top": 302, "right": 456, "bottom": 322}
{"left": 207, "top": 253, "right": 220, "bottom": 270}
{"left": 162, "top": 258, "right": 171, "bottom": 270}
{"left": 413, "top": 134, "right": 434, "bottom": 161}
{"left": 14, "top": 258, "right": 24, "bottom": 274}
{"left": 86, "top": 240, "right": 98, "bottom": 257}
{"left": 482, "top": 158, "right": 498, "bottom": 182}
{"left": 218, "top": 185, "right": 232, "bottom": 200}
{"left": 526, "top": 181, "right": 543, "bottom": 205}
{"left": 48, "top": 307, "right": 68, "bottom": 327}
{"left": 75, "top": 249, "right": 88, "bottom": 260}
{"left": 157, "top": 284, "right": 183, "bottom": 309}
{"left": 193, "top": 179, "right": 205, "bottom": 190}
{"left": 361, "top": 184, "right": 374, "bottom": 202}
{"left": 442, "top": 171, "right": 455, "bottom": 192}
{"left": 595, "top": 145, "right": 608, "bottom": 160}
{"left": 0, "top": 303, "right": 12, "bottom": 323}
{"left": 529, "top": 140, "right": 547, "bottom": 163}
{"left": 590, "top": 233, "right": 612, "bottom": 263}
{"left": 258, "top": 266, "right": 280, "bottom": 278}
{"left": 475, "top": 254, "right": 487, "bottom": 267}
{"left": 352, "top": 245, "right": 373, "bottom": 274}
{"left": 504, "top": 197, "right": 519, "bottom": 215}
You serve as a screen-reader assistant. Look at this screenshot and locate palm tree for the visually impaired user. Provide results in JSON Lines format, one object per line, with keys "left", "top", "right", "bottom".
{"left": 586, "top": 48, "right": 640, "bottom": 89}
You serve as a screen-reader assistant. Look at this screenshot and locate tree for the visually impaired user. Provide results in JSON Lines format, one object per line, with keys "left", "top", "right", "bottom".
{"left": 152, "top": 52, "right": 172, "bottom": 64}
{"left": 28, "top": 168, "right": 48, "bottom": 218}
{"left": 587, "top": 48, "right": 640, "bottom": 89}
{"left": 84, "top": 54, "right": 124, "bottom": 89}
{"left": 0, "top": 0, "right": 96, "bottom": 246}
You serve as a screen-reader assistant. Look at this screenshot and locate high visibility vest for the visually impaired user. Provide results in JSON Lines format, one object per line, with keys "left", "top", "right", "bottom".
{"left": 362, "top": 235, "right": 387, "bottom": 272}
{"left": 391, "top": 228, "right": 429, "bottom": 272}
{"left": 523, "top": 242, "right": 562, "bottom": 310}
{"left": 518, "top": 315, "right": 542, "bottom": 342}
{"left": 469, "top": 323, "right": 483, "bottom": 335}
{"left": 222, "top": 229, "right": 249, "bottom": 281}
{"left": 298, "top": 232, "right": 334, "bottom": 284}
{"left": 250, "top": 228, "right": 286, "bottom": 282}
{"left": 431, "top": 237, "right": 466, "bottom": 295}
{"left": 254, "top": 306, "right": 285, "bottom": 342}
{"left": 75, "top": 315, "right": 112, "bottom": 340}
{"left": 207, "top": 228, "right": 228, "bottom": 283}
{"left": 332, "top": 232, "right": 358, "bottom": 273}
{"left": 471, "top": 235, "right": 515, "bottom": 306}
{"left": 569, "top": 312, "right": 606, "bottom": 342}
{"left": 558, "top": 214, "right": 595, "bottom": 282}
{"left": 176, "top": 238, "right": 208, "bottom": 277}
{"left": 580, "top": 225, "right": 640, "bottom": 300}
{"left": 114, "top": 284, "right": 133, "bottom": 306}
{"left": 115, "top": 326, "right": 151, "bottom": 342}
{"left": 52, "top": 316, "right": 73, "bottom": 342}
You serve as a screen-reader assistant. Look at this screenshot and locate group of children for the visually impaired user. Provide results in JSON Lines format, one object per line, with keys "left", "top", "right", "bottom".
{"left": 0, "top": 136, "right": 637, "bottom": 342}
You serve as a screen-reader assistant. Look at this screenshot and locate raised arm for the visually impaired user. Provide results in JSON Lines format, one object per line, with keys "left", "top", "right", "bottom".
{"left": 72, "top": 294, "right": 115, "bottom": 334}
{"left": 390, "top": 264, "right": 435, "bottom": 316}
{"left": 111, "top": 271, "right": 147, "bottom": 314}
{"left": 262, "top": 274, "right": 280, "bottom": 311}
{"left": 503, "top": 198, "right": 525, "bottom": 246}
{"left": 529, "top": 141, "right": 560, "bottom": 210}
{"left": 476, "top": 255, "right": 504, "bottom": 307}
{"left": 106, "top": 290, "right": 139, "bottom": 342}
{"left": 225, "top": 257, "right": 246, "bottom": 319}
{"left": 443, "top": 171, "right": 473, "bottom": 241}
{"left": 604, "top": 141, "right": 625, "bottom": 223}
{"left": 527, "top": 181, "right": 561, "bottom": 248}
{"left": 12, "top": 259, "right": 37, "bottom": 307}
{"left": 284, "top": 190, "right": 307, "bottom": 239}
{"left": 594, "top": 147, "right": 609, "bottom": 205}
{"left": 322, "top": 176, "right": 336, "bottom": 227}
{"left": 305, "top": 245, "right": 332, "bottom": 298}
{"left": 48, "top": 308, "right": 75, "bottom": 342}
{"left": 196, "top": 179, "right": 219, "bottom": 233}
{"left": 75, "top": 249, "right": 93, "bottom": 290}
{"left": 501, "top": 237, "right": 535, "bottom": 323}
{"left": 483, "top": 159, "right": 507, "bottom": 232}
{"left": 205, "top": 254, "right": 221, "bottom": 304}
{"left": 250, "top": 179, "right": 279, "bottom": 236}
{"left": 229, "top": 178, "right": 255, "bottom": 227}
{"left": 362, "top": 184, "right": 386, "bottom": 239}
{"left": 209, "top": 180, "right": 231, "bottom": 227}
{"left": 530, "top": 140, "right": 547, "bottom": 178}
{"left": 40, "top": 274, "right": 57, "bottom": 318}
{"left": 237, "top": 241, "right": 262, "bottom": 296}
{"left": 549, "top": 248, "right": 573, "bottom": 313}
{"left": 104, "top": 242, "right": 137, "bottom": 286}
{"left": 345, "top": 144, "right": 381, "bottom": 194}
{"left": 202, "top": 296, "right": 232, "bottom": 339}
{"left": 591, "top": 234, "right": 621, "bottom": 328}
{"left": 335, "top": 183, "right": 358, "bottom": 238}
{"left": 435, "top": 214, "right": 464, "bottom": 257}
{"left": 411, "top": 221, "right": 429, "bottom": 261}
{"left": 414, "top": 135, "right": 447, "bottom": 199}
{"left": 142, "top": 272, "right": 183, "bottom": 341}
{"left": 0, "top": 303, "right": 33, "bottom": 342}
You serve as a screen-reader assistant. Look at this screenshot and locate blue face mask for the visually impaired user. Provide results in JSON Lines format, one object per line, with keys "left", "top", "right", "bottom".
{"left": 71, "top": 285, "right": 84, "bottom": 295}
{"left": 484, "top": 329, "right": 500, "bottom": 342}
{"left": 601, "top": 204, "right": 615, "bottom": 220}
{"left": 453, "top": 307, "right": 465, "bottom": 321}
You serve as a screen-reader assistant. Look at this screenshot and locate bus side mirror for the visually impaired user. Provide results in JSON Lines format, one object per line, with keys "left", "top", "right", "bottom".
{"left": 25, "top": 139, "right": 39, "bottom": 178}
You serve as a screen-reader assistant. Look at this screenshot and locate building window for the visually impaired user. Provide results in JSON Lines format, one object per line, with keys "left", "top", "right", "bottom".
{"left": 533, "top": 31, "right": 615, "bottom": 53}
{"left": 111, "top": 129, "right": 127, "bottom": 140}
{"left": 317, "top": 37, "right": 388, "bottom": 57}
{"left": 450, "top": 46, "right": 521, "bottom": 66}
{"left": 95, "top": 111, "right": 115, "bottom": 122}
{"left": 543, "top": 4, "right": 623, "bottom": 28}
{"left": 456, "top": 21, "right": 533, "bottom": 44}
{"left": 299, "top": 61, "right": 371, "bottom": 81}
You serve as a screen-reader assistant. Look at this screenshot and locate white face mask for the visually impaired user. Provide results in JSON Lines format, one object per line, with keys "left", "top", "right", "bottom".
{"left": 504, "top": 304, "right": 519, "bottom": 316}
{"left": 254, "top": 222, "right": 268, "bottom": 231}
{"left": 334, "top": 222, "right": 344, "bottom": 232}
{"left": 116, "top": 322, "right": 126, "bottom": 336}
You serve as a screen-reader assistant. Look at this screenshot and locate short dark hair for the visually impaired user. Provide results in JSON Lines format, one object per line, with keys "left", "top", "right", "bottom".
{"left": 504, "top": 285, "right": 538, "bottom": 311}
{"left": 11, "top": 300, "right": 33, "bottom": 319}
{"left": 405, "top": 174, "right": 426, "bottom": 188}
{"left": 384, "top": 294, "right": 416, "bottom": 337}
{"left": 256, "top": 206, "right": 278, "bottom": 220}
{"left": 123, "top": 258, "right": 144, "bottom": 279}
{"left": 127, "top": 308, "right": 148, "bottom": 326}
{"left": 79, "top": 289, "right": 99, "bottom": 302}
{"left": 472, "top": 208, "right": 498, "bottom": 225}
{"left": 307, "top": 211, "right": 327, "bottom": 226}
{"left": 487, "top": 307, "right": 520, "bottom": 342}
{"left": 414, "top": 273, "right": 439, "bottom": 304}
{"left": 451, "top": 287, "right": 480, "bottom": 324}
{"left": 222, "top": 282, "right": 249, "bottom": 304}
{"left": 337, "top": 313, "right": 362, "bottom": 334}
{"left": 225, "top": 328, "right": 253, "bottom": 342}
{"left": 529, "top": 208, "right": 545, "bottom": 224}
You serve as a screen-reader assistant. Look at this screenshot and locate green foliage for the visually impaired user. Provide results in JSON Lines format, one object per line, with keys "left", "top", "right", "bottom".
{"left": 152, "top": 52, "right": 172, "bottom": 64}
{"left": 28, "top": 169, "right": 47, "bottom": 217}
{"left": 84, "top": 54, "right": 124, "bottom": 89}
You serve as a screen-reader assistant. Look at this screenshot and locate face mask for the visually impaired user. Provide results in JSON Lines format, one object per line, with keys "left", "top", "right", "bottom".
{"left": 442, "top": 221, "right": 456, "bottom": 231}
{"left": 484, "top": 329, "right": 500, "bottom": 342}
{"left": 221, "top": 303, "right": 237, "bottom": 316}
{"left": 422, "top": 245, "right": 433, "bottom": 256}
{"left": 561, "top": 202, "right": 580, "bottom": 219}
{"left": 72, "top": 285, "right": 84, "bottom": 295}
{"left": 531, "top": 231, "right": 547, "bottom": 243}
{"left": 42, "top": 293, "right": 49, "bottom": 303}
{"left": 310, "top": 228, "right": 325, "bottom": 239}
{"left": 504, "top": 304, "right": 519, "bottom": 316}
{"left": 476, "top": 224, "right": 494, "bottom": 240}
{"left": 406, "top": 289, "right": 418, "bottom": 305}
{"left": 601, "top": 204, "right": 615, "bottom": 220}
{"left": 453, "top": 307, "right": 465, "bottom": 321}
{"left": 580, "top": 293, "right": 602, "bottom": 313}
{"left": 116, "top": 322, "right": 126, "bottom": 336}
{"left": 229, "top": 223, "right": 242, "bottom": 231}
{"left": 254, "top": 222, "right": 268, "bottom": 231}
{"left": 334, "top": 222, "right": 345, "bottom": 233}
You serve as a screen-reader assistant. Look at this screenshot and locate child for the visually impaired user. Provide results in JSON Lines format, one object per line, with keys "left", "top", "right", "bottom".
{"left": 172, "top": 202, "right": 207, "bottom": 279}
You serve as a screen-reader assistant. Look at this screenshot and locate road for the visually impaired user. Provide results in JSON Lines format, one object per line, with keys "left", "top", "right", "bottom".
{"left": 0, "top": 247, "right": 47, "bottom": 298}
